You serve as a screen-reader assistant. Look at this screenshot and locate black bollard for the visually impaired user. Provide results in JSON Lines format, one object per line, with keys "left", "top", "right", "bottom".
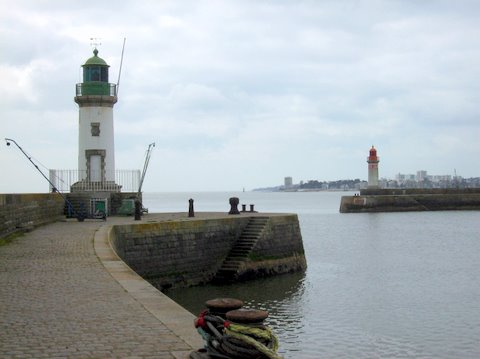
{"left": 188, "top": 198, "right": 195, "bottom": 217}
{"left": 134, "top": 199, "right": 142, "bottom": 221}
{"left": 205, "top": 298, "right": 244, "bottom": 318}
{"left": 77, "top": 203, "right": 86, "bottom": 222}
{"left": 226, "top": 308, "right": 269, "bottom": 324}
{"left": 228, "top": 197, "right": 240, "bottom": 215}
{"left": 249, "top": 204, "right": 255, "bottom": 212}
{"left": 241, "top": 204, "right": 247, "bottom": 212}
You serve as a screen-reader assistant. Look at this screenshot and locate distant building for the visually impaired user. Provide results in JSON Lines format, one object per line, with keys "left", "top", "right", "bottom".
{"left": 284, "top": 177, "right": 293, "bottom": 188}
{"left": 396, "top": 173, "right": 416, "bottom": 182}
{"left": 395, "top": 171, "right": 458, "bottom": 188}
{"left": 416, "top": 170, "right": 428, "bottom": 182}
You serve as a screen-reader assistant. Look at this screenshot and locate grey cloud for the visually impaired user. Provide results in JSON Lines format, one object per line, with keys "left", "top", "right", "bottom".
{"left": 1, "top": 0, "right": 480, "bottom": 192}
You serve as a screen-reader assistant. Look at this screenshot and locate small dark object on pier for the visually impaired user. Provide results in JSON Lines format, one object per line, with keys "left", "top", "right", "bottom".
{"left": 228, "top": 197, "right": 240, "bottom": 215}
{"left": 189, "top": 198, "right": 195, "bottom": 217}
{"left": 134, "top": 199, "right": 142, "bottom": 221}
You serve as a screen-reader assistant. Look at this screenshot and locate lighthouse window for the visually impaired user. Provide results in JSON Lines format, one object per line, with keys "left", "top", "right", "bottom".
{"left": 101, "top": 67, "right": 108, "bottom": 82}
{"left": 91, "top": 122, "right": 100, "bottom": 136}
{"left": 91, "top": 68, "right": 100, "bottom": 81}
{"left": 84, "top": 66, "right": 108, "bottom": 82}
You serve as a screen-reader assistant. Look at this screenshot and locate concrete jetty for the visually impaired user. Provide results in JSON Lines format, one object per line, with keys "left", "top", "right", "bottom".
{"left": 0, "top": 216, "right": 203, "bottom": 358}
{"left": 340, "top": 188, "right": 480, "bottom": 213}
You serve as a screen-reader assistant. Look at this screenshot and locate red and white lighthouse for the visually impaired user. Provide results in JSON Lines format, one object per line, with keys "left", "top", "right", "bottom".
{"left": 367, "top": 145, "right": 380, "bottom": 188}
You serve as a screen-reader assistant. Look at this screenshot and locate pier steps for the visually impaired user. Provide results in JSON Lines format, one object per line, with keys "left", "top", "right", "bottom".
{"left": 213, "top": 216, "right": 269, "bottom": 283}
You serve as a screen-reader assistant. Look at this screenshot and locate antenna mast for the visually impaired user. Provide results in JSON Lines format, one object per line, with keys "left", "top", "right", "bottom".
{"left": 117, "top": 37, "right": 126, "bottom": 97}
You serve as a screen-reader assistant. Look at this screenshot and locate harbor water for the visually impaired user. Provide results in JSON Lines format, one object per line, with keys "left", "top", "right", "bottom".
{"left": 143, "top": 191, "right": 480, "bottom": 358}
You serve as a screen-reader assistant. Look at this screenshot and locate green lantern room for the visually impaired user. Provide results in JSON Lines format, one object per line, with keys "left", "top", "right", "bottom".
{"left": 76, "top": 48, "right": 116, "bottom": 97}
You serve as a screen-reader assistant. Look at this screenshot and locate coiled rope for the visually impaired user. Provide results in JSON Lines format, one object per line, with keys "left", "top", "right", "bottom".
{"left": 193, "top": 310, "right": 282, "bottom": 359}
{"left": 224, "top": 322, "right": 280, "bottom": 359}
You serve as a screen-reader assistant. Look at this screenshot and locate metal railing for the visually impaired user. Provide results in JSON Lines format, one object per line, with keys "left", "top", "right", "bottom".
{"left": 49, "top": 169, "right": 140, "bottom": 193}
{"left": 75, "top": 82, "right": 117, "bottom": 97}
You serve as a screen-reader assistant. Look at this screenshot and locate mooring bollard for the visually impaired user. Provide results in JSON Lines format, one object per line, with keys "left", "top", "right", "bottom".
{"left": 205, "top": 298, "right": 244, "bottom": 318}
{"left": 191, "top": 299, "right": 281, "bottom": 359}
{"left": 241, "top": 204, "right": 247, "bottom": 212}
{"left": 249, "top": 204, "right": 256, "bottom": 212}
{"left": 228, "top": 197, "right": 240, "bottom": 215}
{"left": 226, "top": 308, "right": 269, "bottom": 324}
{"left": 188, "top": 198, "right": 195, "bottom": 217}
{"left": 134, "top": 199, "right": 142, "bottom": 221}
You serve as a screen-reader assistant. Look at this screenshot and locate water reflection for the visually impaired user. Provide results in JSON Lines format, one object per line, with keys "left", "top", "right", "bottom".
{"left": 145, "top": 193, "right": 480, "bottom": 358}
{"left": 164, "top": 271, "right": 306, "bottom": 316}
{"left": 164, "top": 271, "right": 307, "bottom": 355}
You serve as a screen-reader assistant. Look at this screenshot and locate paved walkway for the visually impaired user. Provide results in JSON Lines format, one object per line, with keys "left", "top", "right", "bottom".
{"left": 0, "top": 217, "right": 204, "bottom": 358}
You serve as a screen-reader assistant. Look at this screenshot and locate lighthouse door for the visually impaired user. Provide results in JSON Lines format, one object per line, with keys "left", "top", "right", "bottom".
{"left": 90, "top": 155, "right": 102, "bottom": 182}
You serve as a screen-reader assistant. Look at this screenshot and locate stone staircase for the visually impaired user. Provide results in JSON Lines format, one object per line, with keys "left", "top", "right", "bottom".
{"left": 213, "top": 216, "right": 269, "bottom": 283}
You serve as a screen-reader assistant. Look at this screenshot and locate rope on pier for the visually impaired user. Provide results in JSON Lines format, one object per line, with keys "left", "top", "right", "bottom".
{"left": 193, "top": 310, "right": 282, "bottom": 359}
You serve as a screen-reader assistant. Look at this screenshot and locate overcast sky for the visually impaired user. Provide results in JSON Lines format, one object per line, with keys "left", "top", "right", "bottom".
{"left": 1, "top": 0, "right": 479, "bottom": 193}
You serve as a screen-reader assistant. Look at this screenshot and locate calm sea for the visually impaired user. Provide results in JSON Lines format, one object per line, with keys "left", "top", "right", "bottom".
{"left": 143, "top": 191, "right": 480, "bottom": 359}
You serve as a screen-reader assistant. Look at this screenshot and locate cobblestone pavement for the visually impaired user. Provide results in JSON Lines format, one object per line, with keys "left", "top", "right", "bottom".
{"left": 0, "top": 220, "right": 196, "bottom": 358}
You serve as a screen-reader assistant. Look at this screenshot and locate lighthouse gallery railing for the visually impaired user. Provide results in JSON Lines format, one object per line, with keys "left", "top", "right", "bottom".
{"left": 75, "top": 82, "right": 117, "bottom": 97}
{"left": 48, "top": 169, "right": 140, "bottom": 193}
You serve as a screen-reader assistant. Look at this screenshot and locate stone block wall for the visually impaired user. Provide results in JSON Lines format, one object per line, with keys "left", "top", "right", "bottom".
{"left": 252, "top": 215, "right": 304, "bottom": 258}
{"left": 111, "top": 217, "right": 250, "bottom": 289}
{"left": 0, "top": 193, "right": 64, "bottom": 238}
{"left": 239, "top": 214, "right": 307, "bottom": 279}
{"left": 110, "top": 214, "right": 306, "bottom": 289}
{"left": 340, "top": 192, "right": 480, "bottom": 213}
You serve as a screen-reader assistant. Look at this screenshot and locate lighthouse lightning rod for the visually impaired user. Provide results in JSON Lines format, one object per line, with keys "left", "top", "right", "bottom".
{"left": 4, "top": 138, "right": 81, "bottom": 221}
{"left": 116, "top": 37, "right": 126, "bottom": 97}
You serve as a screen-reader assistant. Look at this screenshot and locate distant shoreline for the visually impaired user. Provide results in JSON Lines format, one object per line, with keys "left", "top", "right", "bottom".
{"left": 254, "top": 188, "right": 358, "bottom": 192}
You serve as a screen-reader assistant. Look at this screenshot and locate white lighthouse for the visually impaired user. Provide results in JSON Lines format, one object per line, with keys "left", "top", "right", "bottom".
{"left": 367, "top": 145, "right": 380, "bottom": 188}
{"left": 47, "top": 46, "right": 142, "bottom": 217}
{"left": 74, "top": 48, "right": 118, "bottom": 189}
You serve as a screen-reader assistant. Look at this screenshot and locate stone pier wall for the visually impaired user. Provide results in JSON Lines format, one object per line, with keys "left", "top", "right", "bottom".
{"left": 110, "top": 214, "right": 306, "bottom": 289}
{"left": 240, "top": 215, "right": 306, "bottom": 279}
{"left": 340, "top": 190, "right": 480, "bottom": 213}
{"left": 0, "top": 193, "right": 64, "bottom": 238}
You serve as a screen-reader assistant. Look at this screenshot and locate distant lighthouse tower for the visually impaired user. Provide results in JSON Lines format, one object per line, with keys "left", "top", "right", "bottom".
{"left": 74, "top": 48, "right": 119, "bottom": 189}
{"left": 367, "top": 145, "right": 380, "bottom": 188}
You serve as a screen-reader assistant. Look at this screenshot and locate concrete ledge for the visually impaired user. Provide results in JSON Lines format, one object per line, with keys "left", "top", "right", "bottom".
{"left": 93, "top": 222, "right": 204, "bottom": 358}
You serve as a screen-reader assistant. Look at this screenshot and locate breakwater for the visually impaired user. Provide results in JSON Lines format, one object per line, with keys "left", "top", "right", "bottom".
{"left": 0, "top": 193, "right": 64, "bottom": 238}
{"left": 0, "top": 193, "right": 307, "bottom": 289}
{"left": 109, "top": 213, "right": 306, "bottom": 289}
{"left": 340, "top": 188, "right": 480, "bottom": 213}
